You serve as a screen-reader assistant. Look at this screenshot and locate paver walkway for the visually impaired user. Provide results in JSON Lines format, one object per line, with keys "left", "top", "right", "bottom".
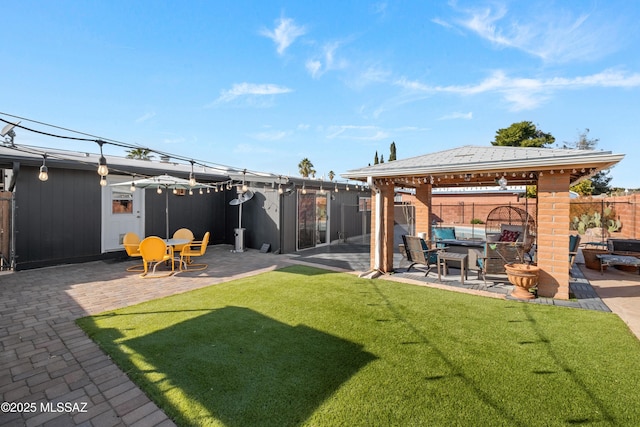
{"left": 0, "top": 246, "right": 292, "bottom": 427}
{"left": 1, "top": 243, "right": 638, "bottom": 426}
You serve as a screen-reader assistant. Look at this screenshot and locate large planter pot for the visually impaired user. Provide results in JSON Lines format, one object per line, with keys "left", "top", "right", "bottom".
{"left": 505, "top": 263, "right": 540, "bottom": 300}
{"left": 582, "top": 248, "right": 610, "bottom": 271}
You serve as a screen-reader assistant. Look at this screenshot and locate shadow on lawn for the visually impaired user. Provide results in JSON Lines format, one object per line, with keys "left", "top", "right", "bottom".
{"left": 116, "top": 306, "right": 376, "bottom": 426}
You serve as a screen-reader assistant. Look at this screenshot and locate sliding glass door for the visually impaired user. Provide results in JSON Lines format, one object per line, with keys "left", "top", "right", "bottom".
{"left": 297, "top": 190, "right": 329, "bottom": 250}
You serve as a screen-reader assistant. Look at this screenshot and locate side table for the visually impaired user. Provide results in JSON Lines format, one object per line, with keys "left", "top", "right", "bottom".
{"left": 437, "top": 252, "right": 468, "bottom": 285}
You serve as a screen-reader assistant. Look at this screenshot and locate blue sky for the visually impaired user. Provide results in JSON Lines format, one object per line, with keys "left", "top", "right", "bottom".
{"left": 3, "top": 1, "right": 640, "bottom": 187}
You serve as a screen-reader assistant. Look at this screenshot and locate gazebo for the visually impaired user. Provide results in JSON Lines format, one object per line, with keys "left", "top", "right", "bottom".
{"left": 342, "top": 145, "right": 624, "bottom": 299}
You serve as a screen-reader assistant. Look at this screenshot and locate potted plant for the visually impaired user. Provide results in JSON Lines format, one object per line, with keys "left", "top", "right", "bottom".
{"left": 504, "top": 263, "right": 540, "bottom": 300}
{"left": 489, "top": 243, "right": 539, "bottom": 300}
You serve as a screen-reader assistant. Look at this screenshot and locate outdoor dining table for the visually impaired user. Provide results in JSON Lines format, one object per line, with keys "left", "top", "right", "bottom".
{"left": 163, "top": 238, "right": 191, "bottom": 270}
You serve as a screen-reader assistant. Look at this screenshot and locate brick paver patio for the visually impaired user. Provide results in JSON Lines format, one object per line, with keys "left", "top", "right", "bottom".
{"left": 0, "top": 246, "right": 292, "bottom": 427}
{"left": 1, "top": 243, "right": 638, "bottom": 426}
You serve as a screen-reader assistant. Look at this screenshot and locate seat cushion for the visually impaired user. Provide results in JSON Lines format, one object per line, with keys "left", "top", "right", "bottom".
{"left": 433, "top": 227, "right": 456, "bottom": 240}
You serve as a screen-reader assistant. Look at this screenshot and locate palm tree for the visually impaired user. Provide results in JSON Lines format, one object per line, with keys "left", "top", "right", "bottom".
{"left": 126, "top": 148, "right": 154, "bottom": 160}
{"left": 328, "top": 171, "right": 335, "bottom": 181}
{"left": 298, "top": 158, "right": 316, "bottom": 178}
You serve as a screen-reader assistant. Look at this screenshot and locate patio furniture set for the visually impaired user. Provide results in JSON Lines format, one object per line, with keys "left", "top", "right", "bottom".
{"left": 401, "top": 206, "right": 536, "bottom": 286}
{"left": 123, "top": 228, "right": 210, "bottom": 277}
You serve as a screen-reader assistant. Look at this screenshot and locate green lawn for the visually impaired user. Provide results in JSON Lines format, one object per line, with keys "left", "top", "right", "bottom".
{"left": 77, "top": 265, "right": 640, "bottom": 426}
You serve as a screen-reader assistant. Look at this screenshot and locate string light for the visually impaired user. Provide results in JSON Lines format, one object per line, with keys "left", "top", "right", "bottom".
{"left": 157, "top": 187, "right": 163, "bottom": 194}
{"left": 38, "top": 154, "right": 48, "bottom": 182}
{"left": 96, "top": 140, "right": 109, "bottom": 177}
{"left": 99, "top": 175, "right": 107, "bottom": 187}
{"left": 189, "top": 160, "right": 196, "bottom": 186}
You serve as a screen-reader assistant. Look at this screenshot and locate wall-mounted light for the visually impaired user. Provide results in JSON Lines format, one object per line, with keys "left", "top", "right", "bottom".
{"left": 96, "top": 140, "right": 109, "bottom": 177}
{"left": 38, "top": 154, "right": 49, "bottom": 182}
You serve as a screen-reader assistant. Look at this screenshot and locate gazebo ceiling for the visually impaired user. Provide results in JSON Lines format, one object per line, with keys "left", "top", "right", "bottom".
{"left": 342, "top": 145, "right": 625, "bottom": 188}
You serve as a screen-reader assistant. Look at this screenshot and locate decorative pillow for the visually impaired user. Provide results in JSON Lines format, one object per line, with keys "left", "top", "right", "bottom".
{"left": 499, "top": 229, "right": 520, "bottom": 242}
{"left": 501, "top": 224, "right": 525, "bottom": 242}
{"left": 433, "top": 227, "right": 456, "bottom": 240}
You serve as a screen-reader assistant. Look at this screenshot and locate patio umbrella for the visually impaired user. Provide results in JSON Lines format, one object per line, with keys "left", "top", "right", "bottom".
{"left": 111, "top": 174, "right": 214, "bottom": 238}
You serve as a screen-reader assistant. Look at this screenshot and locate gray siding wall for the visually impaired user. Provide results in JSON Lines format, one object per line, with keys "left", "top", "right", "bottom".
{"left": 144, "top": 189, "right": 226, "bottom": 244}
{"left": 225, "top": 187, "right": 282, "bottom": 253}
{"left": 14, "top": 167, "right": 226, "bottom": 269}
{"left": 15, "top": 166, "right": 102, "bottom": 270}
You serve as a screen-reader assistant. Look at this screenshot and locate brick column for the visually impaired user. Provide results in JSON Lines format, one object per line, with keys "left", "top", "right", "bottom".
{"left": 536, "top": 173, "right": 571, "bottom": 299}
{"left": 414, "top": 184, "right": 433, "bottom": 240}
{"left": 369, "top": 183, "right": 395, "bottom": 273}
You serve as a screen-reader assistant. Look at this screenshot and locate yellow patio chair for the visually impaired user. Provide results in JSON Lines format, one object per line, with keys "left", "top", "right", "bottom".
{"left": 123, "top": 232, "right": 145, "bottom": 272}
{"left": 179, "top": 232, "right": 210, "bottom": 272}
{"left": 172, "top": 228, "right": 194, "bottom": 261}
{"left": 139, "top": 236, "right": 175, "bottom": 278}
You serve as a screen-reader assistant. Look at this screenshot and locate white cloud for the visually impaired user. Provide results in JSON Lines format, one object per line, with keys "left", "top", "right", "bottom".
{"left": 305, "top": 41, "right": 348, "bottom": 79}
{"left": 446, "top": 2, "right": 620, "bottom": 63}
{"left": 326, "top": 125, "right": 389, "bottom": 141}
{"left": 395, "top": 69, "right": 640, "bottom": 111}
{"left": 438, "top": 112, "right": 473, "bottom": 120}
{"left": 206, "top": 83, "right": 293, "bottom": 107}
{"left": 248, "top": 130, "right": 291, "bottom": 141}
{"left": 135, "top": 112, "right": 156, "bottom": 123}
{"left": 260, "top": 16, "right": 307, "bottom": 55}
{"left": 305, "top": 60, "right": 322, "bottom": 78}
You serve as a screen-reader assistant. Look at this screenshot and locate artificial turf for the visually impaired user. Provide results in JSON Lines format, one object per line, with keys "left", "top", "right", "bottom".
{"left": 77, "top": 265, "right": 640, "bottom": 426}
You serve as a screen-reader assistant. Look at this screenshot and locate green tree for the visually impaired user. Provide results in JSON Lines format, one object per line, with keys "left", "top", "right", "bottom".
{"left": 380, "top": 154, "right": 384, "bottom": 163}
{"left": 571, "top": 180, "right": 594, "bottom": 196}
{"left": 389, "top": 142, "right": 397, "bottom": 161}
{"left": 298, "top": 158, "right": 316, "bottom": 178}
{"left": 491, "top": 121, "right": 555, "bottom": 147}
{"left": 126, "top": 148, "right": 154, "bottom": 160}
{"left": 374, "top": 151, "right": 379, "bottom": 165}
{"left": 328, "top": 170, "right": 335, "bottom": 181}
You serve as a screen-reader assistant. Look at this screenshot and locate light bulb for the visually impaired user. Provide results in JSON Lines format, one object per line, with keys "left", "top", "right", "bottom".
{"left": 38, "top": 165, "right": 49, "bottom": 182}
{"left": 99, "top": 176, "right": 107, "bottom": 186}
{"left": 157, "top": 187, "right": 162, "bottom": 194}
{"left": 97, "top": 156, "right": 109, "bottom": 177}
